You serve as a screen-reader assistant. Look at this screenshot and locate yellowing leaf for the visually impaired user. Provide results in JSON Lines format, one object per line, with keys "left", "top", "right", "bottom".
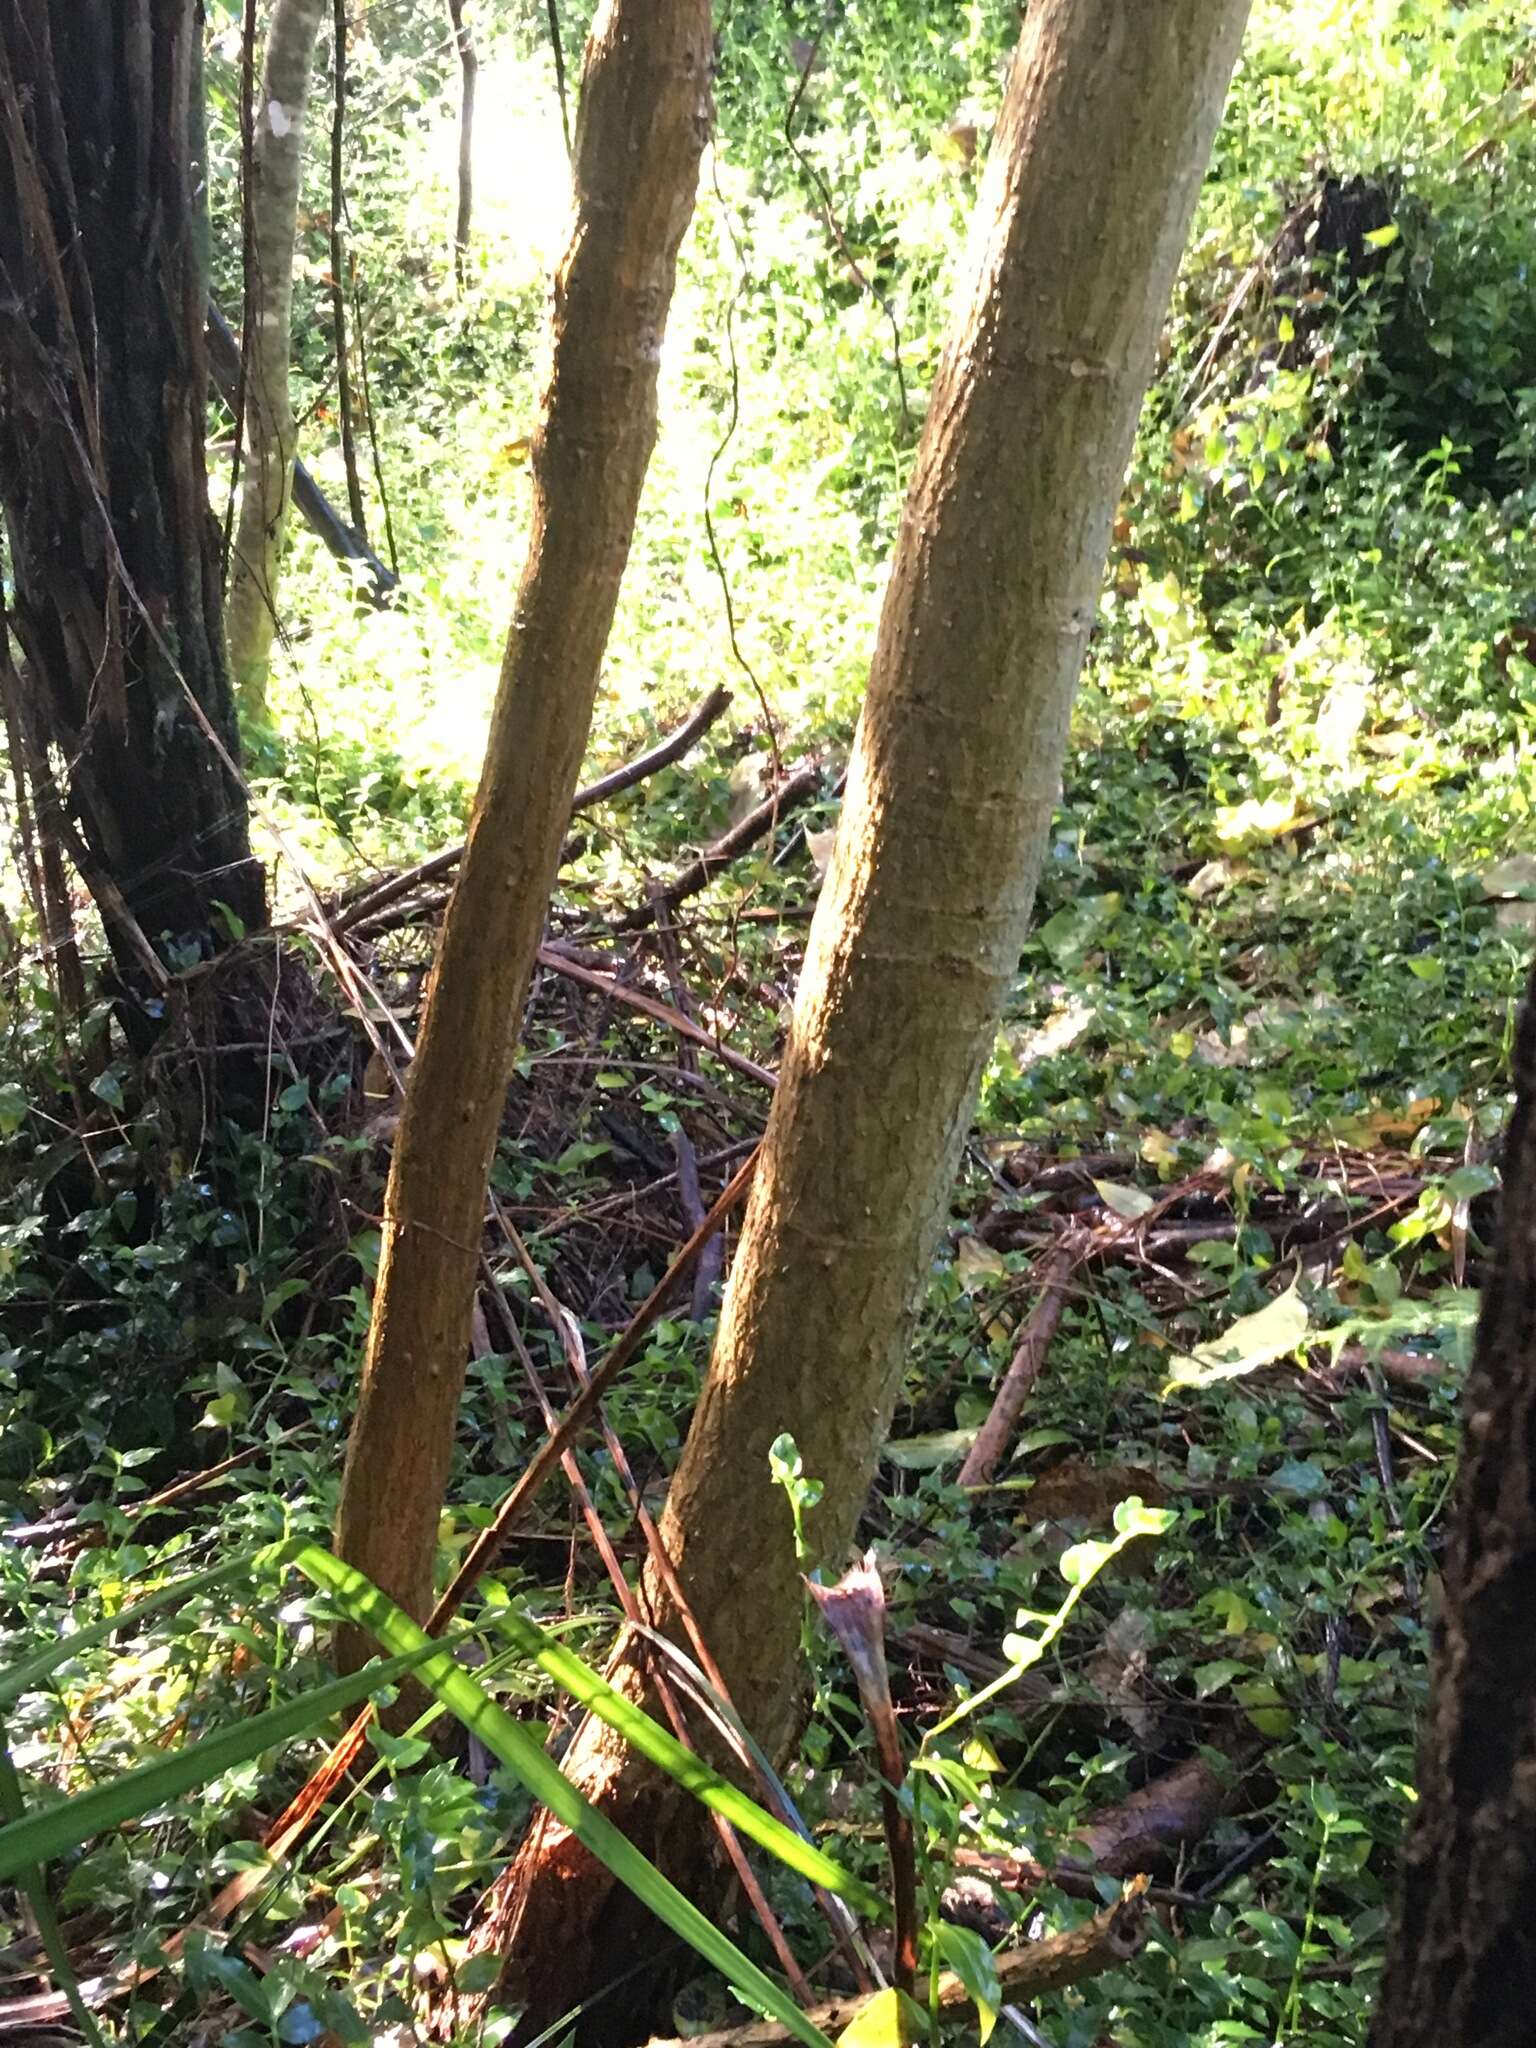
{"left": 1166, "top": 1280, "right": 1309, "bottom": 1390}
{"left": 883, "top": 1427, "right": 978, "bottom": 1471}
{"left": 1214, "top": 794, "right": 1319, "bottom": 852}
{"left": 962, "top": 1732, "right": 1003, "bottom": 1775}
{"left": 1092, "top": 1178, "right": 1156, "bottom": 1221}
{"left": 1140, "top": 1129, "right": 1180, "bottom": 1170}
{"left": 838, "top": 1988, "right": 922, "bottom": 2047}
{"left": 955, "top": 1236, "right": 1008, "bottom": 1290}
{"left": 1362, "top": 221, "right": 1400, "bottom": 247}
{"left": 1237, "top": 1677, "right": 1295, "bottom": 1738}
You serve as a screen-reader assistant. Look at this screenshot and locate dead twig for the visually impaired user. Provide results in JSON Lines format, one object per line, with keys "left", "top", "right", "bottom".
{"left": 614, "top": 763, "right": 823, "bottom": 932}
{"left": 537, "top": 946, "right": 777, "bottom": 1091}
{"left": 4, "top": 1427, "right": 311, "bottom": 1553}
{"left": 642, "top": 1883, "right": 1150, "bottom": 2047}
{"left": 959, "top": 1242, "right": 1076, "bottom": 1487}
{"left": 336, "top": 685, "right": 734, "bottom": 931}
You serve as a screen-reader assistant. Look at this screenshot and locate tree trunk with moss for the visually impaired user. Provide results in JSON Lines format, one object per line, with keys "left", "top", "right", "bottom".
{"left": 0, "top": 0, "right": 265, "bottom": 978}
{"left": 453, "top": 2, "right": 1251, "bottom": 2039}
{"left": 225, "top": 0, "right": 330, "bottom": 718}
{"left": 1370, "top": 960, "right": 1536, "bottom": 2046}
{"left": 332, "top": 0, "right": 712, "bottom": 1672}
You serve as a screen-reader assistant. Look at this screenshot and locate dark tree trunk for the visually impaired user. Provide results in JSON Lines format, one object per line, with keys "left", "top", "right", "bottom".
{"left": 1371, "top": 960, "right": 1536, "bottom": 2047}
{"left": 0, "top": 1, "right": 265, "bottom": 980}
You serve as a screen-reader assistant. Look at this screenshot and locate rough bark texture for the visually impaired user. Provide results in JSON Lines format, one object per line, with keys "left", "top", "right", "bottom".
{"left": 0, "top": 1, "right": 265, "bottom": 974}
{"left": 333, "top": 0, "right": 712, "bottom": 1669}
{"left": 1370, "top": 960, "right": 1536, "bottom": 2047}
{"left": 225, "top": 0, "right": 328, "bottom": 715}
{"left": 462, "top": 3, "right": 1250, "bottom": 2038}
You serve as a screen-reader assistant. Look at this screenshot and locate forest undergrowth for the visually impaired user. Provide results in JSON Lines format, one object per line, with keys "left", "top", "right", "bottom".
{"left": 3, "top": 2, "right": 1536, "bottom": 2042}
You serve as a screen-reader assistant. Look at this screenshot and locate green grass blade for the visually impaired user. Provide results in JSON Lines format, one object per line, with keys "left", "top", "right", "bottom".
{"left": 0, "top": 1717, "right": 110, "bottom": 2048}
{"left": 0, "top": 1538, "right": 302, "bottom": 1708}
{"left": 0, "top": 1639, "right": 439, "bottom": 1881}
{"left": 484, "top": 1600, "right": 885, "bottom": 1920}
{"left": 292, "top": 1544, "right": 835, "bottom": 2048}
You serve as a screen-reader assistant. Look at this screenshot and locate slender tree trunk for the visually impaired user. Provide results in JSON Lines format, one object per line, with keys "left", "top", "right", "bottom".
{"left": 459, "top": 3, "right": 1250, "bottom": 2038}
{"left": 333, "top": 0, "right": 712, "bottom": 1670}
{"left": 446, "top": 0, "right": 477, "bottom": 287}
{"left": 329, "top": 0, "right": 369, "bottom": 541}
{"left": 225, "top": 0, "right": 329, "bottom": 719}
{"left": 1370, "top": 962, "right": 1536, "bottom": 2047}
{"left": 0, "top": 1, "right": 265, "bottom": 976}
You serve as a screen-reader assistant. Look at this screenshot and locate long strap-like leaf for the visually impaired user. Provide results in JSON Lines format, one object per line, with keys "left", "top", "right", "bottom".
{"left": 293, "top": 1544, "right": 836, "bottom": 2048}
{"left": 0, "top": 1636, "right": 440, "bottom": 1879}
{"left": 486, "top": 1598, "right": 884, "bottom": 1919}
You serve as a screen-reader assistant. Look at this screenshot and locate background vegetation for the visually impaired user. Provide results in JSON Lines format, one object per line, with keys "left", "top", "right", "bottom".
{"left": 3, "top": 0, "right": 1535, "bottom": 2040}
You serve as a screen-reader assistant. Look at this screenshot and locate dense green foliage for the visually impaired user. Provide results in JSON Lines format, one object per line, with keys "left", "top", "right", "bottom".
{"left": 3, "top": 0, "right": 1536, "bottom": 2040}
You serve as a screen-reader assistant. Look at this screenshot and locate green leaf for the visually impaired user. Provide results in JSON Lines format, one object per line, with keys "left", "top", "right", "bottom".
{"left": 0, "top": 1544, "right": 298, "bottom": 1708}
{"left": 1362, "top": 222, "right": 1400, "bottom": 247}
{"left": 1270, "top": 1458, "right": 1328, "bottom": 1499}
{"left": 261, "top": 1278, "right": 307, "bottom": 1324}
{"left": 290, "top": 1547, "right": 840, "bottom": 2048}
{"left": 0, "top": 1639, "right": 445, "bottom": 1880}
{"left": 883, "top": 1427, "right": 978, "bottom": 1470}
{"left": 1192, "top": 1658, "right": 1249, "bottom": 1699}
{"left": 1059, "top": 1538, "right": 1113, "bottom": 1587}
{"left": 934, "top": 1924, "right": 1000, "bottom": 2044}
{"left": 1443, "top": 1163, "right": 1498, "bottom": 1202}
{"left": 1092, "top": 1178, "right": 1155, "bottom": 1221}
{"left": 0, "top": 1084, "right": 27, "bottom": 1136}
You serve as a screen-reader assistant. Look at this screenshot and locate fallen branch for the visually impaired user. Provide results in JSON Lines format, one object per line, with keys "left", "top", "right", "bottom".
{"left": 959, "top": 1242, "right": 1076, "bottom": 1487}
{"left": 641, "top": 1883, "right": 1149, "bottom": 2047}
{"left": 336, "top": 685, "right": 734, "bottom": 932}
{"left": 537, "top": 945, "right": 777, "bottom": 1091}
{"left": 1066, "top": 1738, "right": 1262, "bottom": 1875}
{"left": 3, "top": 1426, "right": 310, "bottom": 1553}
{"left": 615, "top": 761, "right": 823, "bottom": 932}
{"left": 205, "top": 303, "right": 398, "bottom": 604}
{"left": 944, "top": 1735, "right": 1265, "bottom": 1943}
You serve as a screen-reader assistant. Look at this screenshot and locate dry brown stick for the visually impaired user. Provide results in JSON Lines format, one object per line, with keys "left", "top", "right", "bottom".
{"left": 485, "top": 1241, "right": 816, "bottom": 2006}
{"left": 0, "top": 1150, "right": 769, "bottom": 2042}
{"left": 335, "top": 685, "right": 734, "bottom": 930}
{"left": 254, "top": 1148, "right": 761, "bottom": 1844}
{"left": 949, "top": 1852, "right": 1206, "bottom": 1915}
{"left": 614, "top": 761, "right": 823, "bottom": 932}
{"left": 4, "top": 1427, "right": 311, "bottom": 1551}
{"left": 537, "top": 945, "right": 777, "bottom": 1090}
{"left": 642, "top": 1883, "right": 1150, "bottom": 2048}
{"left": 959, "top": 1241, "right": 1076, "bottom": 1488}
{"left": 650, "top": 904, "right": 724, "bottom": 1315}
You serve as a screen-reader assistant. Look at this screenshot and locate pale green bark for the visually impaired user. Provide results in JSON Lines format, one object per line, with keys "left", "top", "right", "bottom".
{"left": 225, "top": 0, "right": 328, "bottom": 718}
{"left": 477, "top": 1, "right": 1254, "bottom": 2031}
{"left": 332, "top": 0, "right": 713, "bottom": 1679}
